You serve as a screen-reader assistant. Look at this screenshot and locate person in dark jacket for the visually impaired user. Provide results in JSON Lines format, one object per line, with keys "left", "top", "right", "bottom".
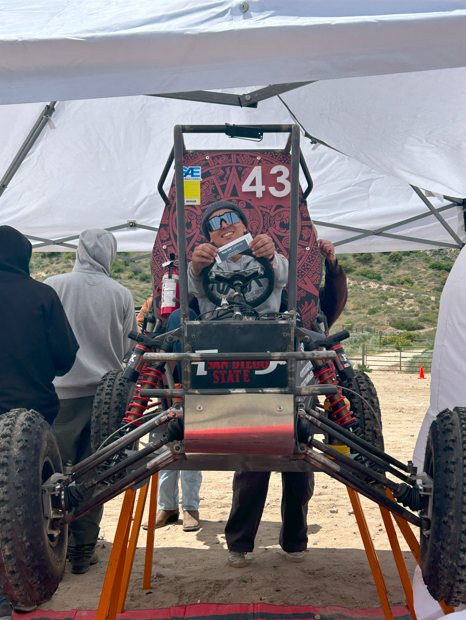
{"left": 0, "top": 226, "right": 78, "bottom": 422}
{"left": 225, "top": 238, "right": 348, "bottom": 568}
{"left": 0, "top": 226, "right": 78, "bottom": 620}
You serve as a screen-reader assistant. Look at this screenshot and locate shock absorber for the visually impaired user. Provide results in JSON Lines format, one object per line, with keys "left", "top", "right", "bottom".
{"left": 312, "top": 358, "right": 358, "bottom": 437}
{"left": 122, "top": 337, "right": 174, "bottom": 427}
{"left": 123, "top": 363, "right": 165, "bottom": 427}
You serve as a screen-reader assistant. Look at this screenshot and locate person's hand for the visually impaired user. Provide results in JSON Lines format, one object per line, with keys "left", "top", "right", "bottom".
{"left": 250, "top": 234, "right": 275, "bottom": 260}
{"left": 191, "top": 243, "right": 218, "bottom": 275}
{"left": 318, "top": 239, "right": 337, "bottom": 264}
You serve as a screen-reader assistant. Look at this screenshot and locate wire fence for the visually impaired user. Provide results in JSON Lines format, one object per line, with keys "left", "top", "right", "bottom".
{"left": 348, "top": 343, "right": 433, "bottom": 373}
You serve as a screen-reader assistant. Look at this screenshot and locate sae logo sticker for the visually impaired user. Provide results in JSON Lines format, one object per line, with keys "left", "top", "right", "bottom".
{"left": 183, "top": 166, "right": 201, "bottom": 180}
{"left": 183, "top": 166, "right": 201, "bottom": 204}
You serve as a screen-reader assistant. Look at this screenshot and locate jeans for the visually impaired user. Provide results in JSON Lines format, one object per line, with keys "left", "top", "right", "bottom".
{"left": 162, "top": 308, "right": 202, "bottom": 512}
{"left": 166, "top": 308, "right": 198, "bottom": 343}
{"left": 157, "top": 470, "right": 202, "bottom": 511}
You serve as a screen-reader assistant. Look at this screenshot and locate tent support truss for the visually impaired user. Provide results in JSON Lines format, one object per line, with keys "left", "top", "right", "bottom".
{"left": 27, "top": 221, "right": 158, "bottom": 262}
{"left": 324, "top": 198, "right": 465, "bottom": 251}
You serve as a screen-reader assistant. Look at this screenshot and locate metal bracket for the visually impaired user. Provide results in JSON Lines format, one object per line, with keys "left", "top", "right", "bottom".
{"left": 41, "top": 473, "right": 68, "bottom": 538}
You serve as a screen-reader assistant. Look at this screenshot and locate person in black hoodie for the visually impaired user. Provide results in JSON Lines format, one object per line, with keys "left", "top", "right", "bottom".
{"left": 0, "top": 226, "right": 79, "bottom": 423}
{"left": 0, "top": 226, "right": 79, "bottom": 620}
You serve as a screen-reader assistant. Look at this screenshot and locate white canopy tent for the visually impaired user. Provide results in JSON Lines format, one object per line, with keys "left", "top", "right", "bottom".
{"left": 0, "top": 0, "right": 465, "bottom": 254}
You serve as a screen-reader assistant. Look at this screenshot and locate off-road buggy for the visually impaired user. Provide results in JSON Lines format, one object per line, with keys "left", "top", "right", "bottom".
{"left": 0, "top": 125, "right": 462, "bottom": 609}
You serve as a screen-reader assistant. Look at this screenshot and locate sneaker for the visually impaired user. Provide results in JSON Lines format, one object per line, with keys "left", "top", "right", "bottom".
{"left": 0, "top": 600, "right": 12, "bottom": 620}
{"left": 182, "top": 510, "right": 200, "bottom": 532}
{"left": 285, "top": 551, "right": 305, "bottom": 563}
{"left": 142, "top": 509, "right": 179, "bottom": 531}
{"left": 13, "top": 604, "right": 38, "bottom": 613}
{"left": 227, "top": 551, "right": 248, "bottom": 568}
{"left": 68, "top": 545, "right": 100, "bottom": 575}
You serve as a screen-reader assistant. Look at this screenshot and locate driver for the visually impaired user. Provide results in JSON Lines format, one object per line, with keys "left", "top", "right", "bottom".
{"left": 187, "top": 201, "right": 315, "bottom": 568}
{"left": 188, "top": 200, "right": 288, "bottom": 316}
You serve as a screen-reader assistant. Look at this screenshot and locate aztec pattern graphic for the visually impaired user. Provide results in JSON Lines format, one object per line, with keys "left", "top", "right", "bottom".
{"left": 152, "top": 150, "right": 322, "bottom": 328}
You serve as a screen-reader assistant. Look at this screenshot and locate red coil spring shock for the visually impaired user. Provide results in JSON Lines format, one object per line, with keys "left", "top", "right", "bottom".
{"left": 123, "top": 363, "right": 165, "bottom": 426}
{"left": 313, "top": 359, "right": 357, "bottom": 429}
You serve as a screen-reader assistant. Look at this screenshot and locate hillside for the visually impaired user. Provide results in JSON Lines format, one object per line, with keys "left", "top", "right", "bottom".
{"left": 30, "top": 248, "right": 457, "bottom": 334}
{"left": 31, "top": 251, "right": 153, "bottom": 307}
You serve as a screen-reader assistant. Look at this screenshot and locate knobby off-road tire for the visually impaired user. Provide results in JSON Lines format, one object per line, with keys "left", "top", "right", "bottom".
{"left": 421, "top": 407, "right": 466, "bottom": 606}
{"left": 340, "top": 370, "right": 384, "bottom": 450}
{"left": 0, "top": 409, "right": 67, "bottom": 606}
{"left": 90, "top": 369, "right": 135, "bottom": 453}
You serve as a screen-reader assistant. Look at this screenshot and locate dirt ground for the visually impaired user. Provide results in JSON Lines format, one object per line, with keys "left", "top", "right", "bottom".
{"left": 43, "top": 372, "right": 430, "bottom": 612}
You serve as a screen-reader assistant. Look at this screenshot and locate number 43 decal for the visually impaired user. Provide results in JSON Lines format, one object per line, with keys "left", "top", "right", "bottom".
{"left": 242, "top": 165, "right": 290, "bottom": 198}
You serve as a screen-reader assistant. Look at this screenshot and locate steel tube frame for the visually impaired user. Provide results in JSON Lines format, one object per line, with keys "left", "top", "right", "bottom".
{"left": 302, "top": 449, "right": 421, "bottom": 528}
{"left": 70, "top": 409, "right": 177, "bottom": 481}
{"left": 63, "top": 448, "right": 179, "bottom": 525}
{"left": 305, "top": 412, "right": 414, "bottom": 484}
{"left": 310, "top": 436, "right": 399, "bottom": 490}
{"left": 140, "top": 385, "right": 338, "bottom": 398}
{"left": 288, "top": 125, "right": 300, "bottom": 314}
{"left": 143, "top": 350, "right": 336, "bottom": 362}
{"left": 82, "top": 439, "right": 170, "bottom": 492}
{"left": 305, "top": 408, "right": 410, "bottom": 472}
{"left": 171, "top": 123, "right": 306, "bottom": 387}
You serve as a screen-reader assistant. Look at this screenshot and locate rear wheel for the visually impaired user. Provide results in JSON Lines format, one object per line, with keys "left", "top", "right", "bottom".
{"left": 0, "top": 409, "right": 67, "bottom": 606}
{"left": 421, "top": 407, "right": 466, "bottom": 606}
{"left": 339, "top": 370, "right": 383, "bottom": 449}
{"left": 90, "top": 369, "right": 135, "bottom": 452}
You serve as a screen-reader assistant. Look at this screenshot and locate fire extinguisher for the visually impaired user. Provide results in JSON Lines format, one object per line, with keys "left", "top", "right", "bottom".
{"left": 160, "top": 254, "right": 180, "bottom": 319}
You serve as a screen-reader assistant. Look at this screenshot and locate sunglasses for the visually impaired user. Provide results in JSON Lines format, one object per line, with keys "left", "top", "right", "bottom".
{"left": 207, "top": 211, "right": 241, "bottom": 232}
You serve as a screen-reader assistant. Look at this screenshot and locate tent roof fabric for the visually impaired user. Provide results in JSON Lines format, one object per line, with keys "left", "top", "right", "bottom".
{"left": 0, "top": 2, "right": 465, "bottom": 253}
{"left": 1, "top": 1, "right": 466, "bottom": 104}
{"left": 0, "top": 92, "right": 463, "bottom": 252}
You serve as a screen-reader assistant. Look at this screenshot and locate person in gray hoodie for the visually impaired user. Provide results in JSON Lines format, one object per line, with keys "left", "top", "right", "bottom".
{"left": 45, "top": 229, "right": 137, "bottom": 574}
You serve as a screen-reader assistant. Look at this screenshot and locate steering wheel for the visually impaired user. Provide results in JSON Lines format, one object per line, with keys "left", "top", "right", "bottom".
{"left": 201, "top": 248, "right": 275, "bottom": 308}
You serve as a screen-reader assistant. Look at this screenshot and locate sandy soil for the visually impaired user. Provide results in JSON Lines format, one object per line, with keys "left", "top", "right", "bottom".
{"left": 43, "top": 372, "right": 430, "bottom": 612}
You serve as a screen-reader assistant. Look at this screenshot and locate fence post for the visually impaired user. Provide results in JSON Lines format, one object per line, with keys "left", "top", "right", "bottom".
{"left": 399, "top": 349, "right": 402, "bottom": 372}
{"left": 362, "top": 343, "right": 366, "bottom": 367}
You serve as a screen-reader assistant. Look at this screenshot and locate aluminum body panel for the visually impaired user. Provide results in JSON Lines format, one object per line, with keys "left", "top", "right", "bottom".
{"left": 184, "top": 393, "right": 295, "bottom": 455}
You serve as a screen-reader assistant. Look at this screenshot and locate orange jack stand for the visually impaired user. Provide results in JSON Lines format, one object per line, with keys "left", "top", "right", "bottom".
{"left": 385, "top": 489, "right": 454, "bottom": 616}
{"left": 96, "top": 472, "right": 159, "bottom": 620}
{"left": 349, "top": 487, "right": 454, "bottom": 620}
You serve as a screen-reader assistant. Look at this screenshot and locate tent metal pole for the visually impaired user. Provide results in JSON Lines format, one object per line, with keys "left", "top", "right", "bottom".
{"left": 0, "top": 102, "right": 57, "bottom": 198}
{"left": 148, "top": 82, "right": 313, "bottom": 108}
{"left": 411, "top": 186, "right": 464, "bottom": 247}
